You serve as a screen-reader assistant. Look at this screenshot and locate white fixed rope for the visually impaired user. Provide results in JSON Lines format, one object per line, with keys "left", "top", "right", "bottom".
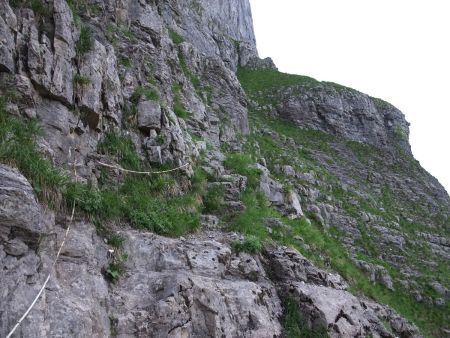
{"left": 6, "top": 157, "right": 188, "bottom": 337}
{"left": 6, "top": 202, "right": 76, "bottom": 338}
{"left": 97, "top": 161, "right": 189, "bottom": 175}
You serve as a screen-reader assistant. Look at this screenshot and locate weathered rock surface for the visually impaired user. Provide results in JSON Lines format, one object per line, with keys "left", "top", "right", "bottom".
{"left": 0, "top": 166, "right": 422, "bottom": 337}
{"left": 0, "top": 166, "right": 110, "bottom": 337}
{"left": 160, "top": 0, "right": 258, "bottom": 70}
{"left": 137, "top": 100, "right": 162, "bottom": 132}
{"left": 264, "top": 246, "right": 421, "bottom": 338}
{"left": 0, "top": 165, "right": 47, "bottom": 243}
{"left": 109, "top": 231, "right": 283, "bottom": 338}
{"left": 1, "top": 0, "right": 449, "bottom": 336}
{"left": 275, "top": 85, "right": 411, "bottom": 153}
{"left": 243, "top": 61, "right": 450, "bottom": 319}
{"left": 286, "top": 283, "right": 419, "bottom": 338}
{"left": 1, "top": 0, "right": 251, "bottom": 179}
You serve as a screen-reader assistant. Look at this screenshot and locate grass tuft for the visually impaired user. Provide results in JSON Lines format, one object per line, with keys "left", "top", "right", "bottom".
{"left": 282, "top": 297, "right": 328, "bottom": 338}
{"left": 76, "top": 25, "right": 93, "bottom": 56}
{"left": 130, "top": 86, "right": 160, "bottom": 104}
{"left": 168, "top": 28, "right": 184, "bottom": 45}
{"left": 73, "top": 74, "right": 91, "bottom": 86}
{"left": 171, "top": 84, "right": 190, "bottom": 118}
{"left": 232, "top": 235, "right": 262, "bottom": 253}
{"left": 0, "top": 98, "right": 68, "bottom": 206}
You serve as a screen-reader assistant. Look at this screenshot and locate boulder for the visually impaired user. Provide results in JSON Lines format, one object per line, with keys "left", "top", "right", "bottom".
{"left": 0, "top": 165, "right": 46, "bottom": 244}
{"left": 137, "top": 100, "right": 162, "bottom": 132}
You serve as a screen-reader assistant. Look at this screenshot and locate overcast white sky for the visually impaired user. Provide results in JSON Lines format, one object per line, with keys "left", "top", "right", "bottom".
{"left": 249, "top": 0, "right": 450, "bottom": 193}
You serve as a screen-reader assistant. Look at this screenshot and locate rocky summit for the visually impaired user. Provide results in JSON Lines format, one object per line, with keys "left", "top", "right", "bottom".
{"left": 0, "top": 0, "right": 449, "bottom": 337}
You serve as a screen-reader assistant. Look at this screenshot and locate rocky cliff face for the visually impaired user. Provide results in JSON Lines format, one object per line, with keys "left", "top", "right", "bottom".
{"left": 0, "top": 0, "right": 449, "bottom": 337}
{"left": 276, "top": 85, "right": 411, "bottom": 152}
{"left": 159, "top": 0, "right": 258, "bottom": 69}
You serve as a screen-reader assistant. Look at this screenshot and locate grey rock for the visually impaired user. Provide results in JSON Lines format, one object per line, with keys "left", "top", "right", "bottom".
{"left": 281, "top": 165, "right": 296, "bottom": 177}
{"left": 50, "top": 0, "right": 76, "bottom": 103}
{"left": 200, "top": 214, "right": 220, "bottom": 229}
{"left": 146, "top": 145, "right": 163, "bottom": 164}
{"left": 430, "top": 282, "right": 450, "bottom": 299}
{"left": 284, "top": 190, "right": 303, "bottom": 219}
{"left": 286, "top": 283, "right": 419, "bottom": 338}
{"left": 137, "top": 100, "right": 162, "bottom": 132}
{"left": 0, "top": 165, "right": 423, "bottom": 338}
{"left": 0, "top": 0, "right": 448, "bottom": 335}
{"left": 354, "top": 260, "right": 394, "bottom": 290}
{"left": 4, "top": 238, "right": 28, "bottom": 256}
{"left": 275, "top": 84, "right": 411, "bottom": 153}
{"left": 77, "top": 40, "right": 107, "bottom": 128}
{"left": 264, "top": 245, "right": 420, "bottom": 338}
{"left": 0, "top": 5, "right": 16, "bottom": 73}
{"left": 264, "top": 246, "right": 348, "bottom": 290}
{"left": 224, "top": 201, "right": 246, "bottom": 212}
{"left": 435, "top": 298, "right": 445, "bottom": 306}
{"left": 108, "top": 231, "right": 283, "bottom": 338}
{"left": 0, "top": 165, "right": 46, "bottom": 242}
{"left": 246, "top": 57, "right": 277, "bottom": 70}
{"left": 361, "top": 211, "right": 371, "bottom": 222}
{"left": 0, "top": 166, "right": 110, "bottom": 338}
{"left": 159, "top": 0, "right": 257, "bottom": 70}
{"left": 259, "top": 173, "right": 284, "bottom": 205}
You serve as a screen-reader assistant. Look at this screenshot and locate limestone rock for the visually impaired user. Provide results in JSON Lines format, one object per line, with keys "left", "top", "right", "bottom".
{"left": 159, "top": 0, "right": 258, "bottom": 70}
{"left": 264, "top": 246, "right": 348, "bottom": 290}
{"left": 77, "top": 40, "right": 107, "bottom": 128}
{"left": 0, "top": 166, "right": 110, "bottom": 338}
{"left": 264, "top": 246, "right": 420, "bottom": 338}
{"left": 137, "top": 100, "right": 162, "bottom": 132}
{"left": 108, "top": 231, "right": 283, "bottom": 338}
{"left": 0, "top": 4, "right": 16, "bottom": 73}
{"left": 275, "top": 84, "right": 411, "bottom": 153}
{"left": 0, "top": 165, "right": 46, "bottom": 243}
{"left": 286, "top": 283, "right": 419, "bottom": 338}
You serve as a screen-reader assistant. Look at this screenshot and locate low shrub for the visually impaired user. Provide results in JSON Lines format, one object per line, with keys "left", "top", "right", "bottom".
{"left": 232, "top": 235, "right": 262, "bottom": 253}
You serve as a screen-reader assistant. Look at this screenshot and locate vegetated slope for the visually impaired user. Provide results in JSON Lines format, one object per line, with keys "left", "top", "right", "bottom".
{"left": 0, "top": 0, "right": 449, "bottom": 337}
{"left": 235, "top": 66, "right": 450, "bottom": 335}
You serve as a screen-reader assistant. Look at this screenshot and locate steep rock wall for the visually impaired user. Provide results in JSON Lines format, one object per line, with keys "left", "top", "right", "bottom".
{"left": 158, "top": 0, "right": 258, "bottom": 69}
{"left": 0, "top": 0, "right": 251, "bottom": 183}
{"left": 0, "top": 0, "right": 449, "bottom": 337}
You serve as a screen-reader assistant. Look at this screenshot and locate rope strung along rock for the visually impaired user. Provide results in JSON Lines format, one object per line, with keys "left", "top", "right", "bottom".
{"left": 97, "top": 161, "right": 190, "bottom": 175}
{"left": 6, "top": 148, "right": 78, "bottom": 338}
{"left": 6, "top": 158, "right": 188, "bottom": 337}
{"left": 6, "top": 202, "right": 76, "bottom": 338}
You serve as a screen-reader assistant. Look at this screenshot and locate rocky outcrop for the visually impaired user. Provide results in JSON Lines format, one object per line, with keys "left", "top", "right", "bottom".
{"left": 0, "top": 165, "right": 110, "bottom": 337}
{"left": 274, "top": 84, "right": 411, "bottom": 153}
{"left": 264, "top": 246, "right": 420, "bottom": 338}
{"left": 241, "top": 62, "right": 450, "bottom": 320}
{"left": 109, "top": 231, "right": 283, "bottom": 338}
{"left": 159, "top": 0, "right": 258, "bottom": 70}
{"left": 285, "top": 284, "right": 418, "bottom": 338}
{"left": 257, "top": 164, "right": 304, "bottom": 219}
